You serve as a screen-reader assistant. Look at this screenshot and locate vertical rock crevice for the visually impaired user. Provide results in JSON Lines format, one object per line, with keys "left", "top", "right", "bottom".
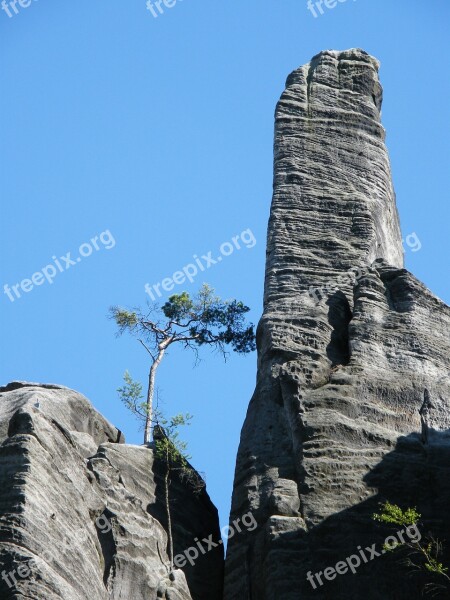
{"left": 326, "top": 291, "right": 352, "bottom": 367}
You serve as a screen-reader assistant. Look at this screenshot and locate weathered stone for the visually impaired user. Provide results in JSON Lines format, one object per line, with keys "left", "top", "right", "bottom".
{"left": 0, "top": 382, "right": 223, "bottom": 600}
{"left": 225, "top": 49, "right": 450, "bottom": 599}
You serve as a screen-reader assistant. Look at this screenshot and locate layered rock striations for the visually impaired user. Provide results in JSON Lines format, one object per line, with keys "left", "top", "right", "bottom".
{"left": 225, "top": 49, "right": 450, "bottom": 599}
{"left": 0, "top": 382, "right": 223, "bottom": 600}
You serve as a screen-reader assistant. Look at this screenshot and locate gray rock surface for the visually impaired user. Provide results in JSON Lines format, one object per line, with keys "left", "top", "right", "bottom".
{"left": 0, "top": 382, "right": 223, "bottom": 600}
{"left": 225, "top": 49, "right": 450, "bottom": 599}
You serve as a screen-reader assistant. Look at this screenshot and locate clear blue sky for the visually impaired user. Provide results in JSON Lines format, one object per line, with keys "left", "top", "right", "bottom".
{"left": 1, "top": 1, "right": 449, "bottom": 531}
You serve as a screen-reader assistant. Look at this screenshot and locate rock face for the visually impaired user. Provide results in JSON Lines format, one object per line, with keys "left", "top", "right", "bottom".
{"left": 0, "top": 382, "right": 223, "bottom": 600}
{"left": 225, "top": 49, "right": 450, "bottom": 599}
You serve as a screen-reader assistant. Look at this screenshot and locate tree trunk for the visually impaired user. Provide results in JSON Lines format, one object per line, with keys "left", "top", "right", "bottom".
{"left": 143, "top": 346, "right": 166, "bottom": 444}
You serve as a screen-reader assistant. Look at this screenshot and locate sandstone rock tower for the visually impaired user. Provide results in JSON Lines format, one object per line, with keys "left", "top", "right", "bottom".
{"left": 225, "top": 49, "right": 450, "bottom": 599}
